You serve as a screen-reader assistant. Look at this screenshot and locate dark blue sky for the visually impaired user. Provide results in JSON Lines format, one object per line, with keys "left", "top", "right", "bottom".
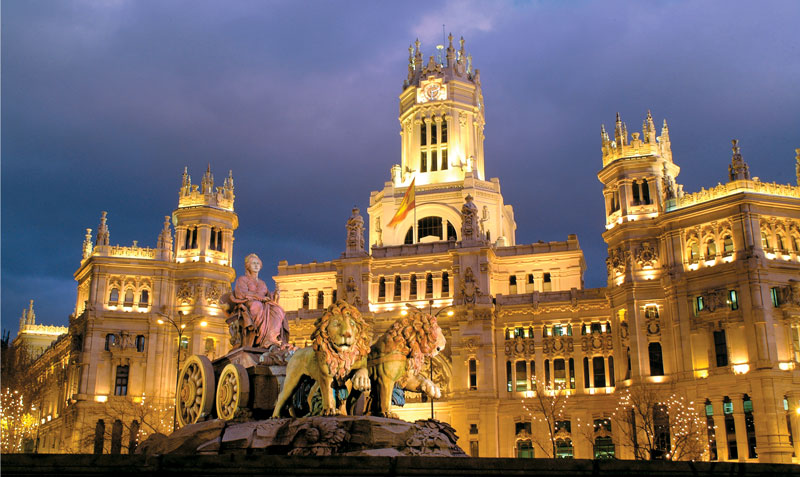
{"left": 3, "top": 1, "right": 799, "bottom": 336}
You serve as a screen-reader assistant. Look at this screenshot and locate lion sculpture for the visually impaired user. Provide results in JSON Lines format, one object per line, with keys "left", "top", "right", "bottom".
{"left": 366, "top": 308, "right": 447, "bottom": 418}
{"left": 273, "top": 300, "right": 372, "bottom": 417}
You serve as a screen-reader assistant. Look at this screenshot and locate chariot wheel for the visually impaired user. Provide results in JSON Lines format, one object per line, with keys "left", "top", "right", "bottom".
{"left": 216, "top": 363, "right": 250, "bottom": 421}
{"left": 176, "top": 354, "right": 215, "bottom": 428}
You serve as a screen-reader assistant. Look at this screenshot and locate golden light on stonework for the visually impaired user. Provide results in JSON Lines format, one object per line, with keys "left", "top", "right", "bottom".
{"left": 200, "top": 321, "right": 208, "bottom": 327}
{"left": 732, "top": 363, "right": 750, "bottom": 375}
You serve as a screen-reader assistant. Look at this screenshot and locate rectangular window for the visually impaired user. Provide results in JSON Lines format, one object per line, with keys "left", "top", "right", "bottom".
{"left": 744, "top": 397, "right": 757, "bottom": 458}
{"left": 553, "top": 359, "right": 566, "bottom": 387}
{"left": 441, "top": 148, "right": 448, "bottom": 170}
{"left": 441, "top": 119, "right": 447, "bottom": 143}
{"left": 431, "top": 150, "right": 438, "bottom": 171}
{"left": 506, "top": 361, "right": 512, "bottom": 392}
{"left": 714, "top": 330, "right": 729, "bottom": 367}
{"left": 516, "top": 361, "right": 528, "bottom": 391}
{"left": 771, "top": 287, "right": 781, "bottom": 307}
{"left": 469, "top": 440, "right": 479, "bottom": 457}
{"left": 543, "top": 272, "right": 552, "bottom": 291}
{"left": 696, "top": 296, "right": 705, "bottom": 313}
{"left": 515, "top": 422, "right": 531, "bottom": 435}
{"left": 469, "top": 358, "right": 477, "bottom": 390}
{"left": 553, "top": 325, "right": 563, "bottom": 337}
{"left": 114, "top": 365, "right": 129, "bottom": 396}
{"left": 421, "top": 120, "right": 427, "bottom": 146}
{"left": 431, "top": 122, "right": 437, "bottom": 145}
{"left": 420, "top": 151, "right": 427, "bottom": 172}
{"left": 728, "top": 290, "right": 739, "bottom": 310}
{"left": 180, "top": 336, "right": 189, "bottom": 349}
{"left": 593, "top": 356, "right": 606, "bottom": 387}
{"left": 544, "top": 359, "right": 551, "bottom": 387}
{"left": 569, "top": 358, "right": 575, "bottom": 389}
{"left": 583, "top": 357, "right": 590, "bottom": 388}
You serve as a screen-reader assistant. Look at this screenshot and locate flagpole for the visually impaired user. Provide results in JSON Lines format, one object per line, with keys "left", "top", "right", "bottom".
{"left": 413, "top": 176, "right": 417, "bottom": 243}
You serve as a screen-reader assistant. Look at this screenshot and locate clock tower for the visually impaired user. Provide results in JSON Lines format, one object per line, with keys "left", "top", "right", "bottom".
{"left": 368, "top": 35, "right": 515, "bottom": 248}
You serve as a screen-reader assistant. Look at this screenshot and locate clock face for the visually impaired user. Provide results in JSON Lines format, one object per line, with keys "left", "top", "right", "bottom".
{"left": 425, "top": 83, "right": 441, "bottom": 101}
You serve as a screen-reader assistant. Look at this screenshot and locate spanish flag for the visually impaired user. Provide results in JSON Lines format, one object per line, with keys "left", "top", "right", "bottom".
{"left": 388, "top": 178, "right": 416, "bottom": 227}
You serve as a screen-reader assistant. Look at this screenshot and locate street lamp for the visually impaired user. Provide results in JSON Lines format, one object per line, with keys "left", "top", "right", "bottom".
{"left": 156, "top": 309, "right": 207, "bottom": 429}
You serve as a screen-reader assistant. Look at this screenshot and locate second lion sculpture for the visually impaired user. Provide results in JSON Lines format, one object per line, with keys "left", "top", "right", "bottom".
{"left": 273, "top": 300, "right": 372, "bottom": 417}
{"left": 365, "top": 308, "right": 447, "bottom": 418}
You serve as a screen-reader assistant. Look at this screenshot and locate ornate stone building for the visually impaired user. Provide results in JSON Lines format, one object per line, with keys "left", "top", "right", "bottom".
{"left": 18, "top": 166, "right": 238, "bottom": 453}
{"left": 14, "top": 37, "right": 800, "bottom": 463}
{"left": 273, "top": 37, "right": 800, "bottom": 464}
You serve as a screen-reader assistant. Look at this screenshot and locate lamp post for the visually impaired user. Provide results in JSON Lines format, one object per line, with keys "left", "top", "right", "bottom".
{"left": 156, "top": 309, "right": 207, "bottom": 430}
{"left": 426, "top": 300, "right": 455, "bottom": 420}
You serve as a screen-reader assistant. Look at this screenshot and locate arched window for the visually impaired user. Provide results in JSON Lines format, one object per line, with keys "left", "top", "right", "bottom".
{"left": 553, "top": 358, "right": 565, "bottom": 387}
{"left": 302, "top": 292, "right": 309, "bottom": 309}
{"left": 317, "top": 291, "right": 324, "bottom": 308}
{"left": 209, "top": 227, "right": 217, "bottom": 250}
{"left": 631, "top": 180, "right": 640, "bottom": 204}
{"left": 777, "top": 234, "right": 787, "bottom": 251}
{"left": 105, "top": 333, "right": 116, "bottom": 351}
{"left": 446, "top": 221, "right": 456, "bottom": 241}
{"left": 516, "top": 439, "right": 534, "bottom": 458}
{"left": 441, "top": 272, "right": 449, "bottom": 297}
{"left": 593, "top": 356, "right": 606, "bottom": 387}
{"left": 568, "top": 358, "right": 575, "bottom": 389}
{"left": 191, "top": 227, "right": 198, "bottom": 249}
{"left": 705, "top": 239, "right": 717, "bottom": 258}
{"left": 425, "top": 273, "right": 433, "bottom": 297}
{"left": 608, "top": 356, "right": 615, "bottom": 387}
{"left": 761, "top": 231, "right": 771, "bottom": 250}
{"left": 410, "top": 274, "right": 417, "bottom": 298}
{"left": 625, "top": 347, "right": 632, "bottom": 380}
{"left": 138, "top": 290, "right": 149, "bottom": 308}
{"left": 723, "top": 235, "right": 734, "bottom": 254}
{"left": 793, "top": 236, "right": 800, "bottom": 253}
{"left": 418, "top": 216, "right": 443, "bottom": 241}
{"left": 653, "top": 404, "right": 670, "bottom": 459}
{"left": 583, "top": 357, "right": 590, "bottom": 387}
{"left": 555, "top": 438, "right": 574, "bottom": 458}
{"left": 123, "top": 289, "right": 134, "bottom": 307}
{"left": 135, "top": 335, "right": 145, "bottom": 352}
{"left": 378, "top": 278, "right": 386, "bottom": 301}
{"left": 393, "top": 276, "right": 401, "bottom": 300}
{"left": 468, "top": 358, "right": 477, "bottom": 390}
{"left": 641, "top": 178, "right": 651, "bottom": 204}
{"left": 184, "top": 228, "right": 191, "bottom": 249}
{"left": 689, "top": 242, "right": 700, "bottom": 262}
{"left": 404, "top": 227, "right": 414, "bottom": 244}
{"left": 109, "top": 288, "right": 120, "bottom": 305}
{"left": 648, "top": 342, "right": 664, "bottom": 376}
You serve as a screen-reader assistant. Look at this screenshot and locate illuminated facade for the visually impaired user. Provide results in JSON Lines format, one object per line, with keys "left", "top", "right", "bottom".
{"left": 14, "top": 36, "right": 800, "bottom": 463}
{"left": 274, "top": 37, "right": 800, "bottom": 464}
{"left": 18, "top": 166, "right": 237, "bottom": 453}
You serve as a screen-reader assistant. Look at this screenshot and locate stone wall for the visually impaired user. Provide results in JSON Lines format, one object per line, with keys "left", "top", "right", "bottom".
{"left": 3, "top": 455, "right": 797, "bottom": 476}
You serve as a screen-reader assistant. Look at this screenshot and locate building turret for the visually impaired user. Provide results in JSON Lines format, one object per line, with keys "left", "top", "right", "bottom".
{"left": 173, "top": 166, "right": 238, "bottom": 266}
{"left": 95, "top": 211, "right": 109, "bottom": 247}
{"left": 370, "top": 35, "right": 515, "bottom": 248}
{"left": 728, "top": 139, "right": 751, "bottom": 181}
{"left": 157, "top": 216, "right": 174, "bottom": 261}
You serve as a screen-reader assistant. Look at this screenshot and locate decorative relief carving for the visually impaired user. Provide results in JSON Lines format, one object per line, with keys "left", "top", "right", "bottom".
{"left": 606, "top": 247, "right": 630, "bottom": 275}
{"left": 504, "top": 337, "right": 534, "bottom": 358}
{"left": 774, "top": 280, "right": 800, "bottom": 308}
{"left": 176, "top": 281, "right": 195, "bottom": 306}
{"left": 581, "top": 332, "right": 612, "bottom": 353}
{"left": 542, "top": 336, "right": 573, "bottom": 357}
{"left": 635, "top": 241, "right": 658, "bottom": 268}
{"left": 457, "top": 267, "right": 481, "bottom": 305}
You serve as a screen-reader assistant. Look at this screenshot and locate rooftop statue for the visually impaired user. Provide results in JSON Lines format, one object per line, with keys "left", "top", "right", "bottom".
{"left": 227, "top": 253, "right": 289, "bottom": 349}
{"left": 345, "top": 207, "right": 365, "bottom": 256}
{"left": 460, "top": 194, "right": 480, "bottom": 242}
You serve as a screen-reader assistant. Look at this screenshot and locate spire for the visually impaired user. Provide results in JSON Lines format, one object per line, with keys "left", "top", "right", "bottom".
{"left": 601, "top": 124, "right": 610, "bottom": 147}
{"left": 459, "top": 36, "right": 465, "bottom": 63}
{"left": 644, "top": 110, "right": 656, "bottom": 144}
{"left": 446, "top": 32, "right": 455, "bottom": 65}
{"left": 82, "top": 228, "right": 93, "bottom": 260}
{"left": 728, "top": 139, "right": 751, "bottom": 181}
{"left": 158, "top": 216, "right": 173, "bottom": 252}
{"left": 19, "top": 309, "right": 27, "bottom": 329}
{"left": 201, "top": 164, "right": 214, "bottom": 195}
{"left": 27, "top": 300, "right": 35, "bottom": 325}
{"left": 660, "top": 118, "right": 670, "bottom": 140}
{"left": 622, "top": 122, "right": 628, "bottom": 146}
{"left": 182, "top": 166, "right": 189, "bottom": 188}
{"left": 414, "top": 38, "right": 422, "bottom": 70}
{"left": 614, "top": 112, "right": 623, "bottom": 146}
{"left": 95, "top": 211, "right": 109, "bottom": 246}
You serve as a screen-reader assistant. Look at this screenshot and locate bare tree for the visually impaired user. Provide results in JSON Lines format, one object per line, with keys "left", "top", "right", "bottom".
{"left": 521, "top": 377, "right": 571, "bottom": 458}
{"left": 77, "top": 397, "right": 174, "bottom": 454}
{"left": 611, "top": 384, "right": 708, "bottom": 461}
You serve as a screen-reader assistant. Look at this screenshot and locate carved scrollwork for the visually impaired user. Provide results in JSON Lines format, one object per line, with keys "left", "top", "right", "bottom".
{"left": 635, "top": 241, "right": 658, "bottom": 268}
{"left": 606, "top": 247, "right": 630, "bottom": 275}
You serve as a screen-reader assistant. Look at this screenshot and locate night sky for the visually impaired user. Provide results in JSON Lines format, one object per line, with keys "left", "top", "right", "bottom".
{"left": 2, "top": 1, "right": 799, "bottom": 336}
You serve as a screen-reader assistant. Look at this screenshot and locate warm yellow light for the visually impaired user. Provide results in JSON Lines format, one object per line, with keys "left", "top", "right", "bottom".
{"left": 95, "top": 395, "right": 108, "bottom": 403}
{"left": 400, "top": 309, "right": 408, "bottom": 316}
{"left": 523, "top": 390, "right": 534, "bottom": 398}
{"left": 796, "top": 407, "right": 800, "bottom": 415}
{"left": 200, "top": 321, "right": 207, "bottom": 327}
{"left": 447, "top": 310, "right": 454, "bottom": 316}
{"left": 695, "top": 369, "right": 709, "bottom": 379}
{"left": 180, "top": 324, "right": 186, "bottom": 329}
{"left": 732, "top": 363, "right": 750, "bottom": 375}
{"left": 157, "top": 319, "right": 164, "bottom": 324}
{"left": 778, "top": 362, "right": 793, "bottom": 371}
